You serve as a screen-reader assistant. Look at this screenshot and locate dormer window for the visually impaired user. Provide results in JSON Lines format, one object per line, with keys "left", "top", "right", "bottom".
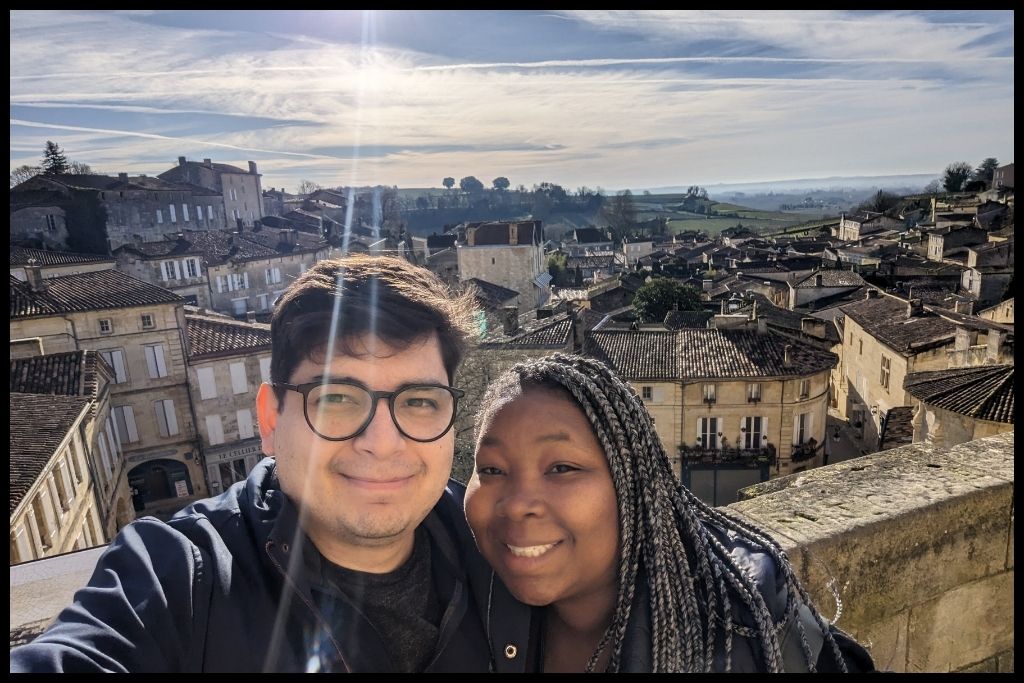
{"left": 99, "top": 319, "right": 112, "bottom": 334}
{"left": 141, "top": 314, "right": 155, "bottom": 330}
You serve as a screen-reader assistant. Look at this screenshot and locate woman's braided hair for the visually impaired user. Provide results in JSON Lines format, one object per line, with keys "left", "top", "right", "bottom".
{"left": 475, "top": 353, "right": 849, "bottom": 673}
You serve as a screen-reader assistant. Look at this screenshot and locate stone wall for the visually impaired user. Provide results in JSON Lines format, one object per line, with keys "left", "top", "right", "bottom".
{"left": 734, "top": 431, "right": 1013, "bottom": 672}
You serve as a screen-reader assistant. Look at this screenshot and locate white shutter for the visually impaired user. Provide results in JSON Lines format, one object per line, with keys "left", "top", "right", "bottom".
{"left": 39, "top": 488, "right": 57, "bottom": 539}
{"left": 124, "top": 406, "right": 139, "bottom": 443}
{"left": 98, "top": 432, "right": 112, "bottom": 479}
{"left": 206, "top": 415, "right": 225, "bottom": 445}
{"left": 155, "top": 401, "right": 169, "bottom": 437}
{"left": 807, "top": 412, "right": 814, "bottom": 442}
{"left": 174, "top": 261, "right": 182, "bottom": 280}
{"left": 59, "top": 460, "right": 75, "bottom": 503}
{"left": 762, "top": 417, "right": 768, "bottom": 447}
{"left": 793, "top": 414, "right": 800, "bottom": 446}
{"left": 169, "top": 204, "right": 176, "bottom": 223}
{"left": 259, "top": 357, "right": 272, "bottom": 384}
{"left": 160, "top": 261, "right": 169, "bottom": 281}
{"left": 217, "top": 276, "right": 224, "bottom": 293}
{"left": 196, "top": 205, "right": 203, "bottom": 221}
{"left": 145, "top": 345, "right": 167, "bottom": 379}
{"left": 208, "top": 205, "right": 213, "bottom": 221}
{"left": 230, "top": 362, "right": 248, "bottom": 394}
{"left": 165, "top": 400, "right": 179, "bottom": 436}
{"left": 242, "top": 272, "right": 249, "bottom": 289}
{"left": 237, "top": 409, "right": 254, "bottom": 440}
{"left": 197, "top": 367, "right": 217, "bottom": 399}
{"left": 106, "top": 417, "right": 121, "bottom": 452}
{"left": 182, "top": 204, "right": 189, "bottom": 222}
{"left": 265, "top": 269, "right": 271, "bottom": 286}
{"left": 13, "top": 524, "right": 33, "bottom": 564}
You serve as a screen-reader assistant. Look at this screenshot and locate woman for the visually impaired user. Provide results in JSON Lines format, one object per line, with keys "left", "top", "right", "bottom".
{"left": 464, "top": 354, "right": 874, "bottom": 673}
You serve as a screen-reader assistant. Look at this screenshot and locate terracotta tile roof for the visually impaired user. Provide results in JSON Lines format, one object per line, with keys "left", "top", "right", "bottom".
{"left": 468, "top": 221, "right": 542, "bottom": 246}
{"left": 879, "top": 406, "right": 916, "bottom": 449}
{"left": 840, "top": 295, "right": 957, "bottom": 352}
{"left": 10, "top": 393, "right": 92, "bottom": 514}
{"left": 794, "top": 270, "right": 865, "bottom": 288}
{"left": 566, "top": 255, "right": 615, "bottom": 269}
{"left": 572, "top": 227, "right": 610, "bottom": 244}
{"left": 186, "top": 313, "right": 271, "bottom": 358}
{"left": 10, "top": 247, "right": 114, "bottom": 267}
{"left": 480, "top": 312, "right": 573, "bottom": 349}
{"left": 585, "top": 329, "right": 837, "bottom": 380}
{"left": 663, "top": 310, "right": 713, "bottom": 329}
{"left": 114, "top": 229, "right": 316, "bottom": 265}
{"left": 903, "top": 364, "right": 1013, "bottom": 424}
{"left": 9, "top": 351, "right": 107, "bottom": 398}
{"left": 10, "top": 270, "right": 182, "bottom": 319}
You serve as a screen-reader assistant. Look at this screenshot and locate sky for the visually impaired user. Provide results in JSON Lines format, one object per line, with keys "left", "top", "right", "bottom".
{"left": 9, "top": 10, "right": 1015, "bottom": 193}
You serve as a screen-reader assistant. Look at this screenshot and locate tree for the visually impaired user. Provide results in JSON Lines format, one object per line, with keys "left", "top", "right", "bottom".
{"left": 942, "top": 162, "right": 973, "bottom": 193}
{"left": 10, "top": 164, "right": 41, "bottom": 188}
{"left": 442, "top": 177, "right": 455, "bottom": 190}
{"left": 68, "top": 161, "right": 93, "bottom": 175}
{"left": 296, "top": 179, "right": 321, "bottom": 195}
{"left": 415, "top": 195, "right": 430, "bottom": 210}
{"left": 857, "top": 190, "right": 901, "bottom": 215}
{"left": 972, "top": 157, "right": 999, "bottom": 188}
{"left": 41, "top": 141, "right": 70, "bottom": 176}
{"left": 923, "top": 179, "right": 942, "bottom": 194}
{"left": 492, "top": 176, "right": 510, "bottom": 191}
{"left": 601, "top": 190, "right": 636, "bottom": 242}
{"left": 459, "top": 176, "right": 484, "bottom": 192}
{"left": 632, "top": 278, "right": 703, "bottom": 323}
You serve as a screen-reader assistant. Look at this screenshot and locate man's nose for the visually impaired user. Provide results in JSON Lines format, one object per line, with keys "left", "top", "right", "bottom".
{"left": 353, "top": 397, "right": 404, "bottom": 455}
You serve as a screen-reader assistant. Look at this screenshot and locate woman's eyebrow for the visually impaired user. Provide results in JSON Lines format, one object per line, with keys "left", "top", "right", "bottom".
{"left": 479, "top": 431, "right": 573, "bottom": 448}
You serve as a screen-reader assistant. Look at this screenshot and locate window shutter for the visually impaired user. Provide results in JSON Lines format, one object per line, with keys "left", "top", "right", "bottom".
{"left": 259, "top": 357, "right": 272, "bottom": 384}
{"left": 206, "top": 415, "right": 225, "bottom": 445}
{"left": 230, "top": 362, "right": 248, "bottom": 394}
{"left": 217, "top": 276, "right": 224, "bottom": 293}
{"left": 98, "top": 432, "right": 112, "bottom": 478}
{"left": 243, "top": 272, "right": 249, "bottom": 289}
{"left": 59, "top": 460, "right": 75, "bottom": 504}
{"left": 793, "top": 414, "right": 800, "bottom": 446}
{"left": 124, "top": 406, "right": 139, "bottom": 443}
{"left": 237, "top": 409, "right": 254, "bottom": 440}
{"left": 155, "top": 401, "right": 169, "bottom": 437}
{"left": 165, "top": 400, "right": 179, "bottom": 436}
{"left": 197, "top": 367, "right": 217, "bottom": 399}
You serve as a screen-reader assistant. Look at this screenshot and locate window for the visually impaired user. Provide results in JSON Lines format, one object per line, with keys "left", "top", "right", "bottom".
{"left": 33, "top": 491, "right": 57, "bottom": 550}
{"left": 698, "top": 416, "right": 719, "bottom": 449}
{"left": 231, "top": 188, "right": 237, "bottom": 201}
{"left": 747, "top": 383, "right": 762, "bottom": 402}
{"left": 161, "top": 260, "right": 179, "bottom": 281}
{"left": 185, "top": 257, "right": 200, "bottom": 278}
{"left": 154, "top": 399, "right": 180, "bottom": 438}
{"left": 208, "top": 205, "right": 214, "bottom": 221}
{"left": 859, "top": 339, "right": 863, "bottom": 355}
{"left": 798, "top": 379, "right": 810, "bottom": 400}
{"left": 641, "top": 386, "right": 653, "bottom": 401}
{"left": 232, "top": 297, "right": 248, "bottom": 315}
{"left": 237, "top": 409, "right": 255, "bottom": 440}
{"left": 794, "top": 411, "right": 812, "bottom": 445}
{"left": 206, "top": 415, "right": 225, "bottom": 445}
{"left": 46, "top": 214, "right": 57, "bottom": 232}
{"left": 141, "top": 313, "right": 155, "bottom": 329}
{"left": 11, "top": 524, "right": 32, "bottom": 564}
{"left": 169, "top": 204, "right": 177, "bottom": 223}
{"left": 257, "top": 293, "right": 269, "bottom": 311}
{"left": 156, "top": 209, "right": 163, "bottom": 224}
{"left": 99, "top": 319, "right": 113, "bottom": 334}
{"left": 113, "top": 405, "right": 140, "bottom": 443}
{"left": 702, "top": 384, "right": 716, "bottom": 403}
{"left": 265, "top": 267, "right": 282, "bottom": 285}
{"left": 144, "top": 344, "right": 168, "bottom": 379}
{"left": 181, "top": 203, "right": 189, "bottom": 222}
{"left": 259, "top": 357, "right": 272, "bottom": 384}
{"left": 197, "top": 367, "right": 217, "bottom": 400}
{"left": 97, "top": 431, "right": 113, "bottom": 480}
{"left": 53, "top": 468, "right": 71, "bottom": 513}
{"left": 99, "top": 349, "right": 128, "bottom": 384}
{"left": 196, "top": 205, "right": 203, "bottom": 221}
{"left": 742, "top": 416, "right": 765, "bottom": 450}
{"left": 880, "top": 356, "right": 891, "bottom": 390}
{"left": 230, "top": 362, "right": 249, "bottom": 394}
{"left": 68, "top": 441, "right": 84, "bottom": 484}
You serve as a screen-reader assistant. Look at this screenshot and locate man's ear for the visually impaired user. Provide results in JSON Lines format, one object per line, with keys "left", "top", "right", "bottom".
{"left": 256, "top": 382, "right": 280, "bottom": 456}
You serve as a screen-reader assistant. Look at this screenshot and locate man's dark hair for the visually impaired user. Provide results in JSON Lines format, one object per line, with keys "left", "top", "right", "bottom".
{"left": 270, "top": 254, "right": 478, "bottom": 406}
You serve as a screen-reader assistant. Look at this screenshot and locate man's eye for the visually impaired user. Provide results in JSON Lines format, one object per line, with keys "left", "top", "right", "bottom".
{"left": 404, "top": 397, "right": 440, "bottom": 410}
{"left": 320, "top": 393, "right": 358, "bottom": 405}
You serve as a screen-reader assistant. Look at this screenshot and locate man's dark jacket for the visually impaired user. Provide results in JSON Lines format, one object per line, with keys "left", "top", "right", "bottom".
{"left": 10, "top": 458, "right": 528, "bottom": 673}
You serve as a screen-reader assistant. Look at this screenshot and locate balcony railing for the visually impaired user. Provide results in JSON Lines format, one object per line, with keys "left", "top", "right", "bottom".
{"left": 678, "top": 443, "right": 777, "bottom": 467}
{"left": 790, "top": 438, "right": 820, "bottom": 463}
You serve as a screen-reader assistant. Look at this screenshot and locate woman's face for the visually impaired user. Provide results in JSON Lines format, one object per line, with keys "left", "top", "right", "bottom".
{"left": 465, "top": 388, "right": 619, "bottom": 614}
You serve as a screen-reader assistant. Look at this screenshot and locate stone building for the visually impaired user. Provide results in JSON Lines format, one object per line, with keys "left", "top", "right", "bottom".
{"left": 10, "top": 267, "right": 203, "bottom": 517}
{"left": 10, "top": 350, "right": 134, "bottom": 565}
{"left": 159, "top": 157, "right": 264, "bottom": 228}
{"left": 836, "top": 211, "right": 903, "bottom": 241}
{"left": 904, "top": 364, "right": 1013, "bottom": 449}
{"left": 10, "top": 173, "right": 228, "bottom": 250}
{"left": 585, "top": 328, "right": 838, "bottom": 506}
{"left": 184, "top": 310, "right": 272, "bottom": 495}
{"left": 114, "top": 227, "right": 330, "bottom": 317}
{"left": 10, "top": 246, "right": 115, "bottom": 281}
{"left": 457, "top": 221, "right": 549, "bottom": 312}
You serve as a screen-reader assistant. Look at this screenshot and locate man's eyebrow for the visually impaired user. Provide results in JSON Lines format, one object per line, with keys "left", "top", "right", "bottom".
{"left": 309, "top": 374, "right": 447, "bottom": 385}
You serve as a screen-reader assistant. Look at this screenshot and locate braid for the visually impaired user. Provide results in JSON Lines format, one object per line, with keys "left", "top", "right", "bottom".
{"left": 475, "top": 353, "right": 850, "bottom": 672}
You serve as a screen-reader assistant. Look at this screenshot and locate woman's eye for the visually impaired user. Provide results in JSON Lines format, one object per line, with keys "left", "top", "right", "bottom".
{"left": 549, "top": 463, "right": 580, "bottom": 474}
{"left": 476, "top": 466, "right": 504, "bottom": 476}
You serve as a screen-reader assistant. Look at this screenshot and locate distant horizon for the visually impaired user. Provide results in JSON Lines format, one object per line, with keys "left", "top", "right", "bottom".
{"left": 11, "top": 11, "right": 1013, "bottom": 191}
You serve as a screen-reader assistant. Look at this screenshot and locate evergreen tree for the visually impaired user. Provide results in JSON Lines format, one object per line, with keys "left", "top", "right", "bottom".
{"left": 41, "top": 140, "right": 70, "bottom": 176}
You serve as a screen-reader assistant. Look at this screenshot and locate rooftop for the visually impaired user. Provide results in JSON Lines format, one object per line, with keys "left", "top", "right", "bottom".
{"left": 904, "top": 364, "right": 1014, "bottom": 424}
{"left": 10, "top": 247, "right": 115, "bottom": 268}
{"left": 480, "top": 311, "right": 573, "bottom": 349}
{"left": 10, "top": 393, "right": 92, "bottom": 514}
{"left": 793, "top": 270, "right": 865, "bottom": 288}
{"left": 185, "top": 312, "right": 272, "bottom": 359}
{"left": 9, "top": 351, "right": 108, "bottom": 398}
{"left": 584, "top": 329, "right": 838, "bottom": 380}
{"left": 464, "top": 278, "right": 519, "bottom": 309}
{"left": 840, "top": 295, "right": 959, "bottom": 353}
{"left": 10, "top": 270, "right": 183, "bottom": 319}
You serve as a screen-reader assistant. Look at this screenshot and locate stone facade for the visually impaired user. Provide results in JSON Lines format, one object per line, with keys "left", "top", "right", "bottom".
{"left": 159, "top": 158, "right": 264, "bottom": 228}
{"left": 10, "top": 206, "right": 68, "bottom": 250}
{"left": 977, "top": 297, "right": 1013, "bottom": 324}
{"left": 458, "top": 243, "right": 547, "bottom": 312}
{"left": 207, "top": 250, "right": 326, "bottom": 316}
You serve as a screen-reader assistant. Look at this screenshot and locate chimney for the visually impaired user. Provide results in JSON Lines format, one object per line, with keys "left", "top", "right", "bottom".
{"left": 954, "top": 299, "right": 975, "bottom": 315}
{"left": 866, "top": 289, "right": 879, "bottom": 299}
{"left": 501, "top": 306, "right": 519, "bottom": 336}
{"left": 702, "top": 278, "right": 713, "bottom": 292}
{"left": 118, "top": 172, "right": 128, "bottom": 180}
{"left": 814, "top": 273, "right": 823, "bottom": 287}
{"left": 783, "top": 344, "right": 793, "bottom": 367}
{"left": 203, "top": 158, "right": 213, "bottom": 168}
{"left": 536, "top": 307, "right": 553, "bottom": 320}
{"left": 986, "top": 329, "right": 1005, "bottom": 362}
{"left": 178, "top": 156, "right": 187, "bottom": 167}
{"left": 954, "top": 327, "right": 972, "bottom": 352}
{"left": 508, "top": 223, "right": 519, "bottom": 246}
{"left": 25, "top": 259, "right": 45, "bottom": 292}
{"left": 246, "top": 311, "right": 256, "bottom": 324}
{"left": 248, "top": 161, "right": 258, "bottom": 175}
{"left": 906, "top": 298, "right": 923, "bottom": 318}
{"left": 720, "top": 299, "right": 726, "bottom": 315}
{"left": 801, "top": 317, "right": 826, "bottom": 339}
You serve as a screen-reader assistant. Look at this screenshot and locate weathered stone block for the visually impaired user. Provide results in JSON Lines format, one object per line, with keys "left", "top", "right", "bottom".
{"left": 853, "top": 611, "right": 908, "bottom": 673}
{"left": 906, "top": 571, "right": 1014, "bottom": 672}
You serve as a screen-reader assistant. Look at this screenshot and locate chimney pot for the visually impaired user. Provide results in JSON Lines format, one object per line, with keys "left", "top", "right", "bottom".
{"left": 501, "top": 306, "right": 519, "bottom": 336}
{"left": 246, "top": 311, "right": 256, "bottom": 324}
{"left": 203, "top": 158, "right": 212, "bottom": 167}
{"left": 907, "top": 298, "right": 923, "bottom": 318}
{"left": 118, "top": 172, "right": 128, "bottom": 180}
{"left": 25, "top": 259, "right": 46, "bottom": 292}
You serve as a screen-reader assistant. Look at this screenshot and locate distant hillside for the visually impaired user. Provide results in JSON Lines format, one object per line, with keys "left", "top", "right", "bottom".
{"left": 641, "top": 173, "right": 936, "bottom": 196}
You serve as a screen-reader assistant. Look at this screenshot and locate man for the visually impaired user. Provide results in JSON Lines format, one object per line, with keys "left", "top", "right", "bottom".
{"left": 11, "top": 255, "right": 524, "bottom": 672}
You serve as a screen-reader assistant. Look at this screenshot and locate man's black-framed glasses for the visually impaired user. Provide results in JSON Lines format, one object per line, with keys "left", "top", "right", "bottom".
{"left": 272, "top": 381, "right": 465, "bottom": 442}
